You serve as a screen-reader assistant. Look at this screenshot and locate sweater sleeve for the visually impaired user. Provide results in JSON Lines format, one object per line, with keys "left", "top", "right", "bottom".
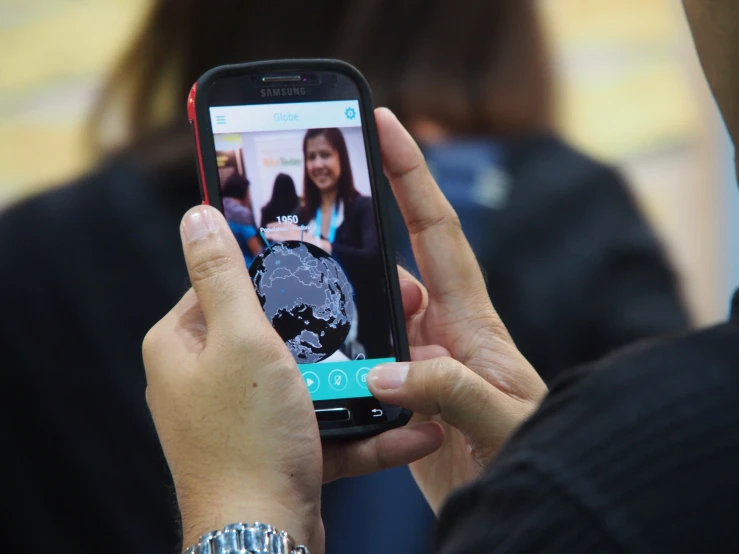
{"left": 434, "top": 324, "right": 739, "bottom": 554}
{"left": 435, "top": 457, "right": 622, "bottom": 554}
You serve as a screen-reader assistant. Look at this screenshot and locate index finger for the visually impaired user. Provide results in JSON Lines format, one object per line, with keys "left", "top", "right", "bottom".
{"left": 375, "top": 108, "right": 488, "bottom": 302}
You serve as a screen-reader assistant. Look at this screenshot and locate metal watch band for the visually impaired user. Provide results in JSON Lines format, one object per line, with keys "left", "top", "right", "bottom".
{"left": 183, "top": 522, "right": 310, "bottom": 554}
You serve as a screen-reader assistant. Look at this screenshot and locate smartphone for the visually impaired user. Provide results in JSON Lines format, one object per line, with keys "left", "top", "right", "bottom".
{"left": 188, "top": 59, "right": 411, "bottom": 439}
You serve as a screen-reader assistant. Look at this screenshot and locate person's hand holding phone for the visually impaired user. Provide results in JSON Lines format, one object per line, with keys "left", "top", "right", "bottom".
{"left": 143, "top": 206, "right": 325, "bottom": 550}
{"left": 324, "top": 109, "right": 548, "bottom": 513}
{"left": 143, "top": 204, "right": 445, "bottom": 553}
{"left": 375, "top": 108, "right": 547, "bottom": 513}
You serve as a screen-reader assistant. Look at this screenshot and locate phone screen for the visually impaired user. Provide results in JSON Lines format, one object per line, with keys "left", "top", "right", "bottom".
{"left": 209, "top": 99, "right": 396, "bottom": 402}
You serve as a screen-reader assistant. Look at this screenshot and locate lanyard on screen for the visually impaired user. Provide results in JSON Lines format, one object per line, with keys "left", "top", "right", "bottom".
{"left": 315, "top": 204, "right": 339, "bottom": 243}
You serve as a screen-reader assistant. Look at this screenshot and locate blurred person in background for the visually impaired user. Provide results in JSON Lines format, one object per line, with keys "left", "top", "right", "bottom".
{"left": 221, "top": 173, "right": 262, "bottom": 265}
{"left": 261, "top": 173, "right": 299, "bottom": 228}
{"left": 0, "top": 2, "right": 688, "bottom": 554}
{"left": 338, "top": 0, "right": 690, "bottom": 382}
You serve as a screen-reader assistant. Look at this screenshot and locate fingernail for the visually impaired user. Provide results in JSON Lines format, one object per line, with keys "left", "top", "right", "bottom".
{"left": 369, "top": 363, "right": 409, "bottom": 390}
{"left": 182, "top": 207, "right": 218, "bottom": 243}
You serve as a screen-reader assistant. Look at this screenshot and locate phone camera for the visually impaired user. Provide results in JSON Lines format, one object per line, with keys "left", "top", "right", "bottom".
{"left": 301, "top": 74, "right": 308, "bottom": 82}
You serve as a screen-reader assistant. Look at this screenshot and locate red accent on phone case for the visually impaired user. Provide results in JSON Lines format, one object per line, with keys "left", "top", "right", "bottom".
{"left": 188, "top": 83, "right": 210, "bottom": 205}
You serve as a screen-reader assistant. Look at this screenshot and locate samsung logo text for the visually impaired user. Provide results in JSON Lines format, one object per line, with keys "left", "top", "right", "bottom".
{"left": 261, "top": 87, "right": 307, "bottom": 98}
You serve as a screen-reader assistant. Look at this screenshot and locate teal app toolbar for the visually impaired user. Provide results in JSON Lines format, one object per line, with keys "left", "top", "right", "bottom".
{"left": 299, "top": 358, "right": 395, "bottom": 401}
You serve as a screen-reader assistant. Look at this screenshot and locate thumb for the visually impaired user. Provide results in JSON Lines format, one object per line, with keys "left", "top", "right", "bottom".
{"left": 180, "top": 205, "right": 262, "bottom": 332}
{"left": 368, "top": 358, "right": 531, "bottom": 455}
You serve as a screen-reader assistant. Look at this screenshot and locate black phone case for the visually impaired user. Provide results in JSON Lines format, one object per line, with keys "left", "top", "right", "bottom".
{"left": 188, "top": 59, "right": 412, "bottom": 441}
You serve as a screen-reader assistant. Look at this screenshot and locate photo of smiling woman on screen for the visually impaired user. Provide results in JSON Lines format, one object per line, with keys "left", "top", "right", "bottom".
{"left": 292, "top": 127, "right": 390, "bottom": 360}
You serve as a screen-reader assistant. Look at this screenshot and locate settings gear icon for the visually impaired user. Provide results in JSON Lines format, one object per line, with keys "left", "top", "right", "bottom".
{"left": 344, "top": 107, "right": 357, "bottom": 120}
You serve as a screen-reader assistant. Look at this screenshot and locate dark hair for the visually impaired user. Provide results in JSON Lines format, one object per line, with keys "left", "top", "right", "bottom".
{"left": 302, "top": 128, "right": 358, "bottom": 218}
{"left": 260, "top": 173, "right": 299, "bottom": 227}
{"left": 221, "top": 173, "right": 249, "bottom": 199}
{"left": 89, "top": 0, "right": 551, "bottom": 154}
{"left": 271, "top": 173, "right": 299, "bottom": 207}
{"left": 88, "top": 1, "right": 347, "bottom": 154}
{"left": 337, "top": 0, "right": 552, "bottom": 136}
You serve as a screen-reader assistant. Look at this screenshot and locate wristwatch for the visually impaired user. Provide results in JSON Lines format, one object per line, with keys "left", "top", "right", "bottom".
{"left": 183, "top": 522, "right": 310, "bottom": 554}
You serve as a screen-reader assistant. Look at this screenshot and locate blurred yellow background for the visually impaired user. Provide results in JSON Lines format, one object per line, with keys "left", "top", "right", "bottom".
{"left": 0, "top": 0, "right": 734, "bottom": 325}
{"left": 0, "top": 0, "right": 150, "bottom": 200}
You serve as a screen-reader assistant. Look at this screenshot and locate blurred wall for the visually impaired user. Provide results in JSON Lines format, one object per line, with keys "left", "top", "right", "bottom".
{"left": 0, "top": 0, "right": 149, "bottom": 202}
{"left": 542, "top": 0, "right": 735, "bottom": 325}
{"left": 721, "top": 130, "right": 739, "bottom": 317}
{"left": 1, "top": 0, "right": 736, "bottom": 325}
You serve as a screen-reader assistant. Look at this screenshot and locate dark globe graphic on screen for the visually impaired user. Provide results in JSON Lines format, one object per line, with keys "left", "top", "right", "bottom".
{"left": 249, "top": 241, "right": 355, "bottom": 363}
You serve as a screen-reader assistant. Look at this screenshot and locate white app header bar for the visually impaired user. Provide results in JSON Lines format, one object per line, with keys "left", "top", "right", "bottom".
{"left": 209, "top": 100, "right": 362, "bottom": 134}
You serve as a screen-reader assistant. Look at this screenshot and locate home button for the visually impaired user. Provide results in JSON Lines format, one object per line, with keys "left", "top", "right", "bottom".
{"left": 315, "top": 408, "right": 351, "bottom": 423}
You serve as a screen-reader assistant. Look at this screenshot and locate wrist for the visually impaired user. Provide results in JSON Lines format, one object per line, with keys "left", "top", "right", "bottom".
{"left": 178, "top": 489, "right": 323, "bottom": 553}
